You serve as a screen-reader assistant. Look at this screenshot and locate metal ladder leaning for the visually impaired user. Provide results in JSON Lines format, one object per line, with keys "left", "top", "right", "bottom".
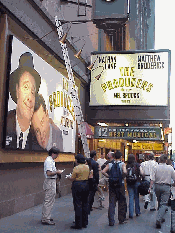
{"left": 55, "top": 16, "right": 90, "bottom": 158}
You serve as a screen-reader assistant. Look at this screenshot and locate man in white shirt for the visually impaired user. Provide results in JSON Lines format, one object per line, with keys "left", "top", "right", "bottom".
{"left": 97, "top": 153, "right": 107, "bottom": 202}
{"left": 97, "top": 153, "right": 107, "bottom": 167}
{"left": 97, "top": 153, "right": 107, "bottom": 182}
{"left": 150, "top": 154, "right": 175, "bottom": 229}
{"left": 141, "top": 153, "right": 157, "bottom": 211}
{"left": 41, "top": 147, "right": 63, "bottom": 225}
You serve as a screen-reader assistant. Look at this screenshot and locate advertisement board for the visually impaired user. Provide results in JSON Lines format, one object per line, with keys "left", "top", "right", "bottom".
{"left": 94, "top": 126, "right": 161, "bottom": 141}
{"left": 132, "top": 143, "right": 164, "bottom": 151}
{"left": 5, "top": 36, "right": 76, "bottom": 153}
{"left": 90, "top": 51, "right": 170, "bottom": 106}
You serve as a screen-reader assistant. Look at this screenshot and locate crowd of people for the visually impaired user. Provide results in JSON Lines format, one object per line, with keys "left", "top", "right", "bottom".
{"left": 41, "top": 147, "right": 175, "bottom": 231}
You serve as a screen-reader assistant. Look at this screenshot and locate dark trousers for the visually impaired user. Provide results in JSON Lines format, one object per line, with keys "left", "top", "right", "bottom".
{"left": 88, "top": 179, "right": 98, "bottom": 213}
{"left": 72, "top": 180, "right": 89, "bottom": 228}
{"left": 108, "top": 184, "right": 127, "bottom": 224}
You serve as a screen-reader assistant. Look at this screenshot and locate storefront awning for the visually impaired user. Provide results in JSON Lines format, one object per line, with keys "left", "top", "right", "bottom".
{"left": 78, "top": 122, "right": 94, "bottom": 139}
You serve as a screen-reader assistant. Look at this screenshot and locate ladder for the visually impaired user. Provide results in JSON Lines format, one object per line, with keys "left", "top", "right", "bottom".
{"left": 55, "top": 16, "right": 90, "bottom": 158}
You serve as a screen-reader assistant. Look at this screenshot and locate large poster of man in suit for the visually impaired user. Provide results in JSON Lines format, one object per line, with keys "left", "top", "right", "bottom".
{"left": 5, "top": 36, "right": 76, "bottom": 153}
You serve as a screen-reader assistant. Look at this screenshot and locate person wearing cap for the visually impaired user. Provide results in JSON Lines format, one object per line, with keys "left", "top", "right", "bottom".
{"left": 67, "top": 154, "right": 89, "bottom": 229}
{"left": 31, "top": 93, "right": 63, "bottom": 151}
{"left": 6, "top": 52, "right": 41, "bottom": 150}
{"left": 150, "top": 154, "right": 175, "bottom": 229}
{"left": 41, "top": 147, "right": 63, "bottom": 225}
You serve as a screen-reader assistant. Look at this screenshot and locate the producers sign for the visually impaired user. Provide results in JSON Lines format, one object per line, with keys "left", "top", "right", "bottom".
{"left": 90, "top": 51, "right": 170, "bottom": 106}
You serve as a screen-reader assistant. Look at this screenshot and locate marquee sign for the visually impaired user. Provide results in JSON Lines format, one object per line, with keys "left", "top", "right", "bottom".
{"left": 90, "top": 51, "right": 170, "bottom": 106}
{"left": 132, "top": 143, "right": 164, "bottom": 151}
{"left": 94, "top": 126, "right": 161, "bottom": 141}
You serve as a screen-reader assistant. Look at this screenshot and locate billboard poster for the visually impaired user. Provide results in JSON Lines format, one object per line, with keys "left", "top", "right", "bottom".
{"left": 90, "top": 51, "right": 170, "bottom": 106}
{"left": 5, "top": 36, "right": 76, "bottom": 153}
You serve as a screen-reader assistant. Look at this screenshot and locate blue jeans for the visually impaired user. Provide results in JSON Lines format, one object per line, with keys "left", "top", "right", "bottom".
{"left": 127, "top": 182, "right": 141, "bottom": 218}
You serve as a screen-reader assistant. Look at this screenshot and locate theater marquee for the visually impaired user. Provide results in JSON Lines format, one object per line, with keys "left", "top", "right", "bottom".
{"left": 94, "top": 127, "right": 161, "bottom": 141}
{"left": 90, "top": 50, "right": 170, "bottom": 106}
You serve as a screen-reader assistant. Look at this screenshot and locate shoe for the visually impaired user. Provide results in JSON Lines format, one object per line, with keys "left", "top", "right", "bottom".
{"left": 129, "top": 216, "right": 133, "bottom": 219}
{"left": 144, "top": 201, "right": 148, "bottom": 209}
{"left": 165, "top": 208, "right": 168, "bottom": 212}
{"left": 119, "top": 220, "right": 127, "bottom": 224}
{"left": 161, "top": 218, "right": 165, "bottom": 223}
{"left": 50, "top": 218, "right": 53, "bottom": 221}
{"left": 70, "top": 225, "right": 82, "bottom": 229}
{"left": 82, "top": 225, "right": 87, "bottom": 228}
{"left": 109, "top": 222, "right": 114, "bottom": 226}
{"left": 41, "top": 220, "right": 55, "bottom": 225}
{"left": 136, "top": 213, "right": 141, "bottom": 216}
{"left": 156, "top": 220, "right": 161, "bottom": 229}
{"left": 150, "top": 208, "right": 156, "bottom": 211}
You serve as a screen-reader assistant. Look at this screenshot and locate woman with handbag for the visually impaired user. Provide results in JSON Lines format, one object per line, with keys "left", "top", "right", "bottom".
{"left": 126, "top": 154, "right": 144, "bottom": 219}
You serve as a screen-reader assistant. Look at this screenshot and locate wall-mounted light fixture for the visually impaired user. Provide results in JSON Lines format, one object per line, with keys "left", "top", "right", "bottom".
{"left": 74, "top": 39, "right": 86, "bottom": 59}
{"left": 59, "top": 23, "right": 72, "bottom": 44}
{"left": 97, "top": 122, "right": 108, "bottom": 126}
{"left": 87, "top": 56, "right": 98, "bottom": 70}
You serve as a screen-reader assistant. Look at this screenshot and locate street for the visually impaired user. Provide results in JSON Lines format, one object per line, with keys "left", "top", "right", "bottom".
{"left": 0, "top": 189, "right": 171, "bottom": 233}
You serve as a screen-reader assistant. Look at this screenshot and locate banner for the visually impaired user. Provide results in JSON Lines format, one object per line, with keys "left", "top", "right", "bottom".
{"left": 5, "top": 36, "right": 76, "bottom": 152}
{"left": 94, "top": 126, "right": 161, "bottom": 141}
{"left": 90, "top": 51, "right": 169, "bottom": 106}
{"left": 132, "top": 143, "right": 163, "bottom": 151}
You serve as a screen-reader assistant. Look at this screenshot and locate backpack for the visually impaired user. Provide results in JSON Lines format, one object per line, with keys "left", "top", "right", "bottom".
{"left": 126, "top": 166, "right": 137, "bottom": 185}
{"left": 109, "top": 161, "right": 122, "bottom": 187}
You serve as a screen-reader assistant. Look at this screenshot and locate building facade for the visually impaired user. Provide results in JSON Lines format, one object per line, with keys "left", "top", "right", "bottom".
{"left": 0, "top": 0, "right": 170, "bottom": 218}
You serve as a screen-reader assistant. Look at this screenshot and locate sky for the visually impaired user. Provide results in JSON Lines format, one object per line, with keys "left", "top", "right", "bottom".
{"left": 155, "top": 0, "right": 175, "bottom": 152}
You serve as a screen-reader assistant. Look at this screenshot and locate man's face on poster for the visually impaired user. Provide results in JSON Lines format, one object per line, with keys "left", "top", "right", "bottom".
{"left": 16, "top": 71, "right": 36, "bottom": 122}
{"left": 32, "top": 105, "right": 50, "bottom": 149}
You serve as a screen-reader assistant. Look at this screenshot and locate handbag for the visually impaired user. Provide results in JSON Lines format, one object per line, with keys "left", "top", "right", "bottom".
{"left": 138, "top": 179, "right": 150, "bottom": 195}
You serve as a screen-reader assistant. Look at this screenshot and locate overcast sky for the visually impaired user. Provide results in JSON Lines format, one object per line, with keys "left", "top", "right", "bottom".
{"left": 155, "top": 0, "right": 175, "bottom": 151}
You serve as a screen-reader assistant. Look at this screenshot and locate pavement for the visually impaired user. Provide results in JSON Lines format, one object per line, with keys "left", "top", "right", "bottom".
{"left": 0, "top": 189, "right": 172, "bottom": 233}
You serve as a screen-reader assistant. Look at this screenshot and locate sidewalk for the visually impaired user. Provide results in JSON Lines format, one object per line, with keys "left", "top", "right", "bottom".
{"left": 0, "top": 190, "right": 171, "bottom": 233}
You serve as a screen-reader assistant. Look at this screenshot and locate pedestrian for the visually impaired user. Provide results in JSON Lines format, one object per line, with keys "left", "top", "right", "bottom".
{"left": 126, "top": 154, "right": 144, "bottom": 219}
{"left": 102, "top": 150, "right": 127, "bottom": 226}
{"left": 97, "top": 152, "right": 107, "bottom": 168}
{"left": 150, "top": 154, "right": 175, "bottom": 229}
{"left": 67, "top": 154, "right": 89, "bottom": 229}
{"left": 41, "top": 147, "right": 63, "bottom": 225}
{"left": 141, "top": 153, "right": 158, "bottom": 211}
{"left": 88, "top": 150, "right": 99, "bottom": 213}
{"left": 97, "top": 153, "right": 107, "bottom": 201}
{"left": 101, "top": 151, "right": 115, "bottom": 191}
